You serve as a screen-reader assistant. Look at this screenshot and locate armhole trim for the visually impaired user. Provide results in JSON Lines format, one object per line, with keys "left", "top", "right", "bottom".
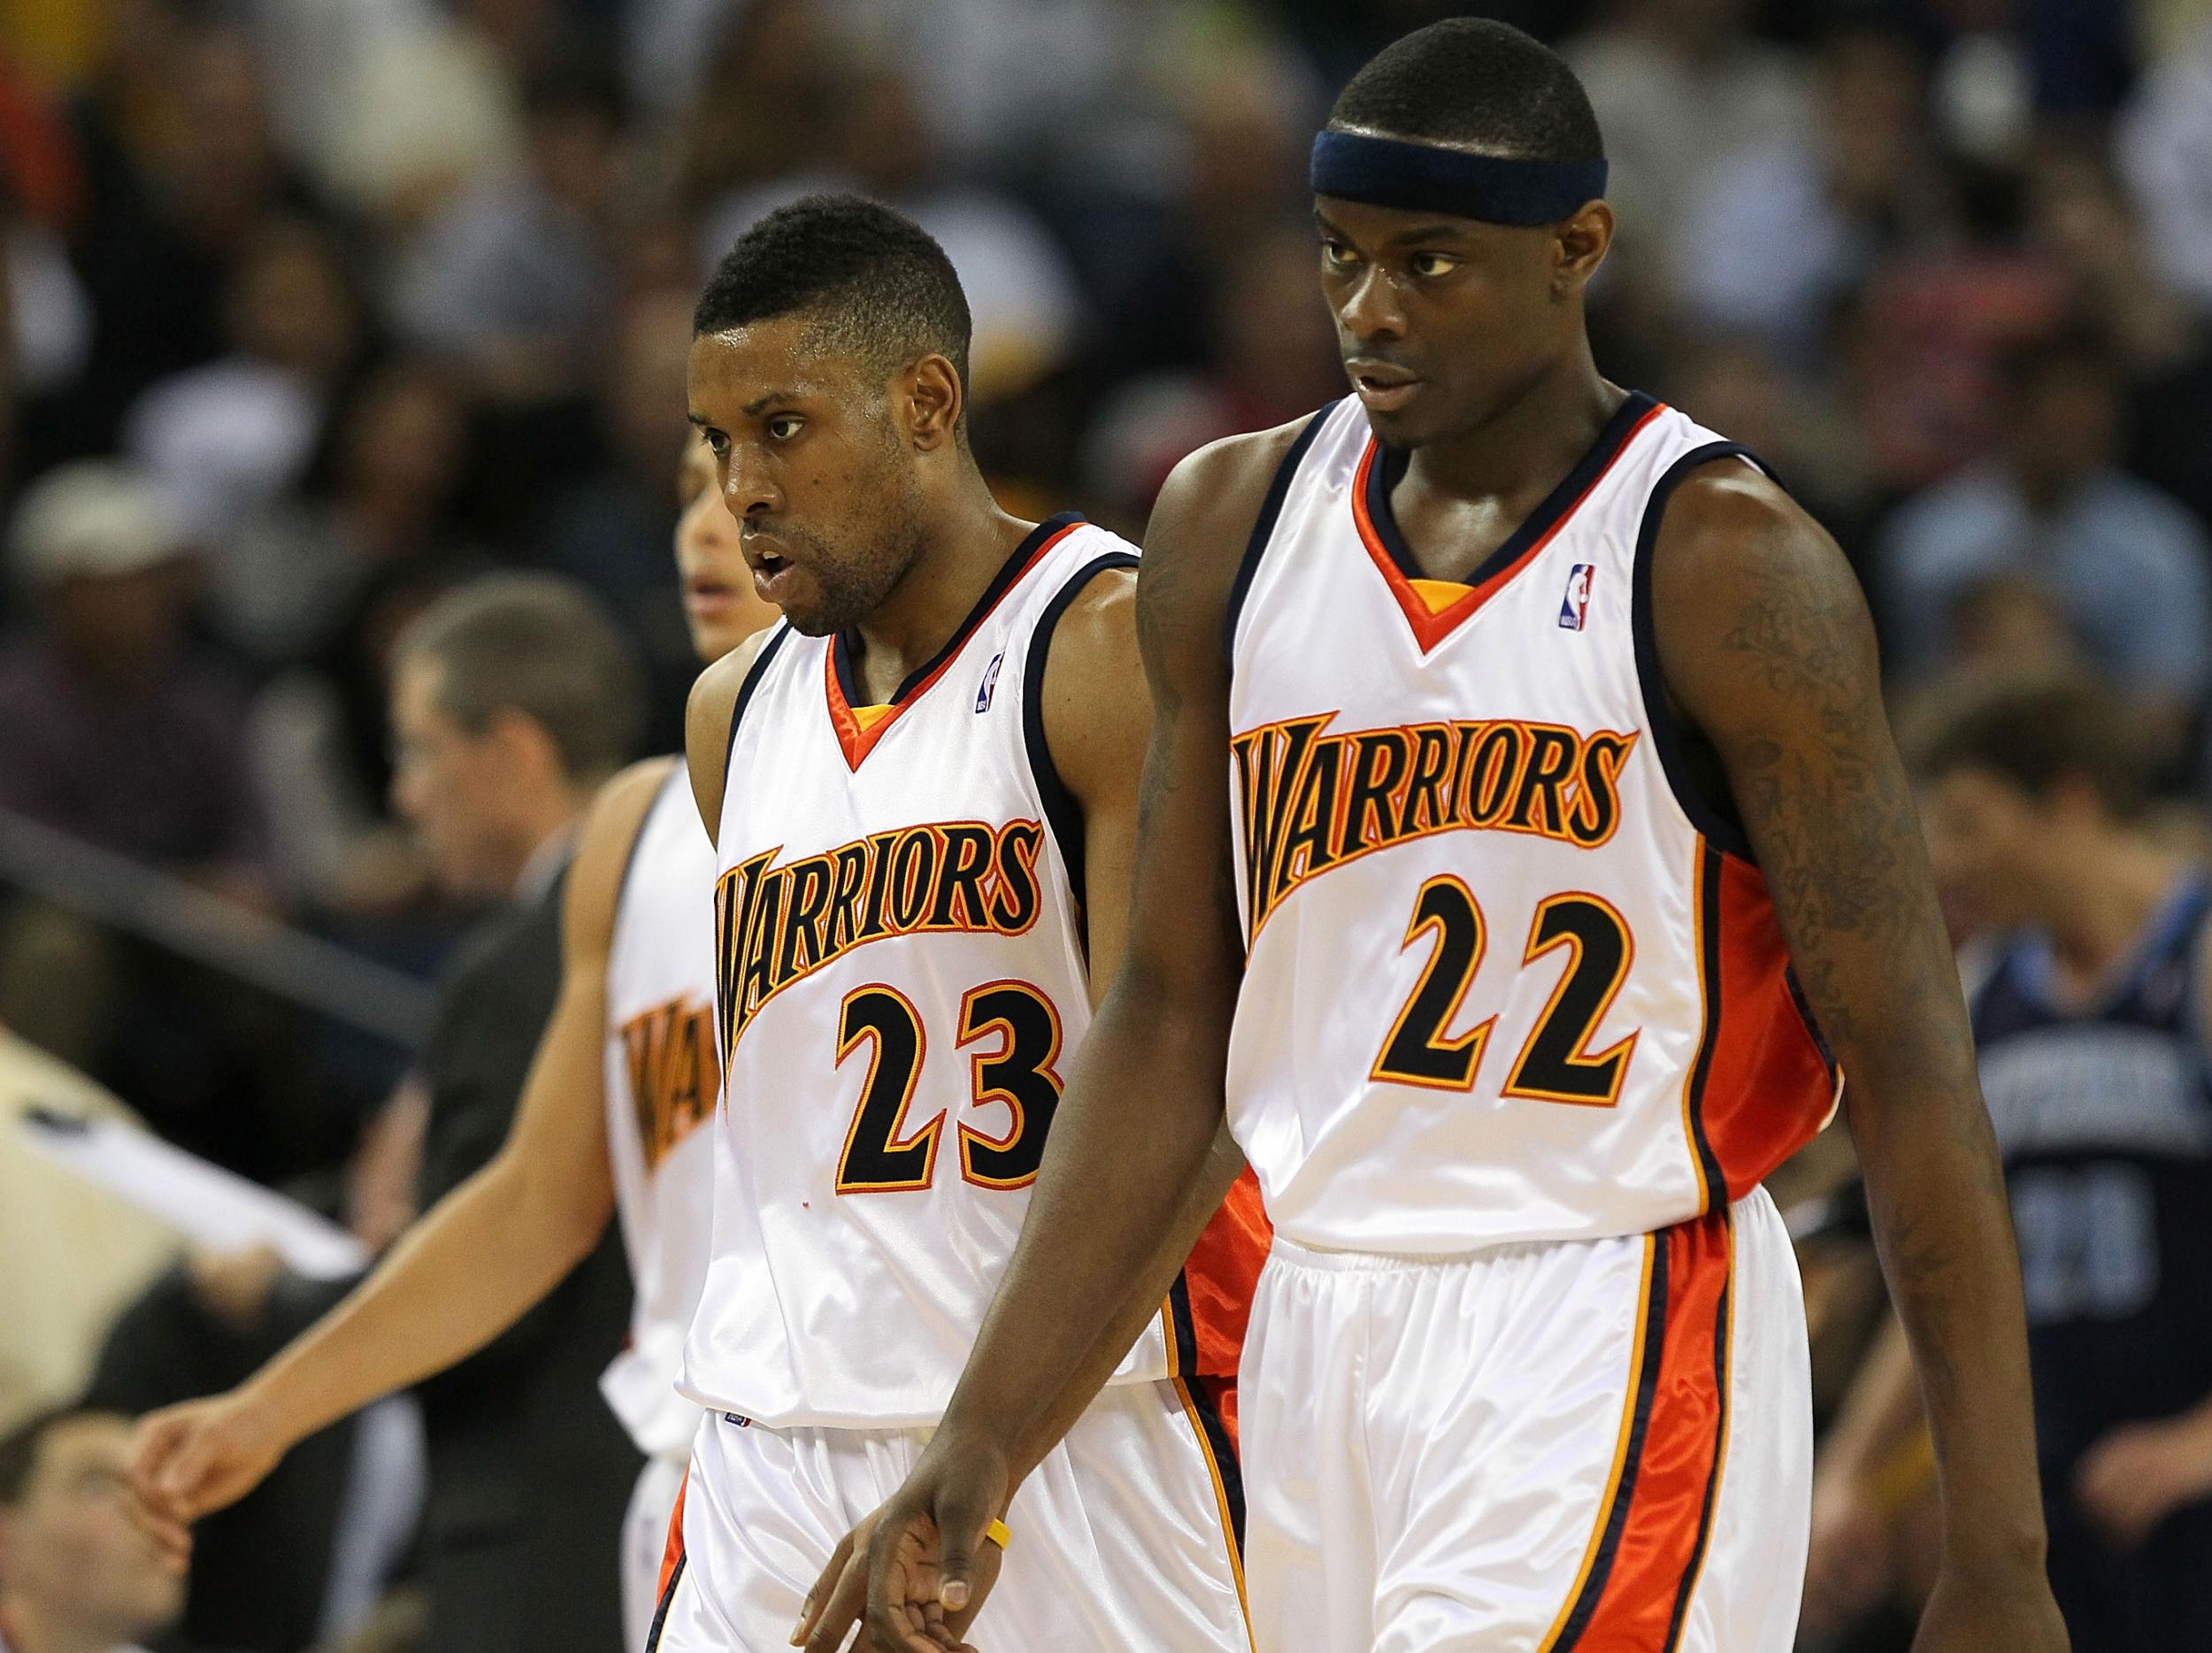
{"left": 1023, "top": 550, "right": 1141, "bottom": 949}
{"left": 721, "top": 624, "right": 794, "bottom": 809}
{"left": 1220, "top": 407, "right": 1333, "bottom": 662}
{"left": 610, "top": 760, "right": 684, "bottom": 925}
{"left": 1629, "top": 442, "right": 1769, "bottom": 865}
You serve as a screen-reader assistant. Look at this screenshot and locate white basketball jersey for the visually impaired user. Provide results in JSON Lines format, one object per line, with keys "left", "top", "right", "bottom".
{"left": 682, "top": 515, "right": 1269, "bottom": 1428}
{"left": 601, "top": 766, "right": 718, "bottom": 1457}
{"left": 1225, "top": 394, "right": 1840, "bottom": 1255}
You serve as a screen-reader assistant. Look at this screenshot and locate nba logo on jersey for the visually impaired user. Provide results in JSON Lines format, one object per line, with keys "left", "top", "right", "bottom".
{"left": 1558, "top": 563, "right": 1594, "bottom": 631}
{"left": 976, "top": 652, "right": 1004, "bottom": 712}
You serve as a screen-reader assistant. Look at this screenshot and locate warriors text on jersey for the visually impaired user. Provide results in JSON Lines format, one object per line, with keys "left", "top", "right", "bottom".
{"left": 602, "top": 767, "right": 719, "bottom": 1457}
{"left": 681, "top": 514, "right": 1268, "bottom": 1428}
{"left": 1225, "top": 394, "right": 1841, "bottom": 1253}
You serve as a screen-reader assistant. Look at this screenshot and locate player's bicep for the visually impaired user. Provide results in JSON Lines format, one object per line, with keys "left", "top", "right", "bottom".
{"left": 1652, "top": 470, "right": 1968, "bottom": 1074}
{"left": 1038, "top": 568, "right": 1148, "bottom": 1003}
{"left": 493, "top": 761, "right": 670, "bottom": 1240}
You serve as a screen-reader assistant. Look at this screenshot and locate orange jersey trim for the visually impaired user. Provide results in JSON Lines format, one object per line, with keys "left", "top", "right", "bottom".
{"left": 824, "top": 519, "right": 1083, "bottom": 771}
{"left": 1544, "top": 1207, "right": 1735, "bottom": 1650}
{"left": 1349, "top": 401, "right": 1666, "bottom": 653}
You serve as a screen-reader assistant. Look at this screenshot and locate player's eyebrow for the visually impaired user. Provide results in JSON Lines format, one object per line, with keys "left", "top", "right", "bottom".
{"left": 1313, "top": 207, "right": 1472, "bottom": 249}
{"left": 687, "top": 392, "right": 803, "bottom": 425}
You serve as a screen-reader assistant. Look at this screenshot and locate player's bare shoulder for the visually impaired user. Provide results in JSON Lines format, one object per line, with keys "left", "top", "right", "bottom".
{"left": 685, "top": 625, "right": 783, "bottom": 835}
{"left": 565, "top": 756, "right": 681, "bottom": 962}
{"left": 1140, "top": 417, "right": 1318, "bottom": 678}
{"left": 1645, "top": 453, "right": 1873, "bottom": 736}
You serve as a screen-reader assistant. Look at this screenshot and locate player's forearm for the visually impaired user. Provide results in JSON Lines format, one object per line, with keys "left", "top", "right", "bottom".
{"left": 939, "top": 972, "right": 1230, "bottom": 1478}
{"left": 244, "top": 1150, "right": 609, "bottom": 1445}
{"left": 1847, "top": 1076, "right": 2047, "bottom": 1564}
{"left": 1010, "top": 1122, "right": 1246, "bottom": 1484}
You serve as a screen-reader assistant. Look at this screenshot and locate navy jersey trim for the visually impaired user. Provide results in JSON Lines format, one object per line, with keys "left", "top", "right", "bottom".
{"left": 1364, "top": 390, "right": 1657, "bottom": 592}
{"left": 644, "top": 1551, "right": 685, "bottom": 1652}
{"left": 1554, "top": 1234, "right": 1671, "bottom": 1649}
{"left": 1662, "top": 1234, "right": 1734, "bottom": 1651}
{"left": 834, "top": 513, "right": 1085, "bottom": 710}
{"left": 1629, "top": 441, "right": 1766, "bottom": 864}
{"left": 1685, "top": 843, "right": 1732, "bottom": 1210}
{"left": 1181, "top": 1372, "right": 1247, "bottom": 1554}
{"left": 1221, "top": 409, "right": 1333, "bottom": 660}
{"left": 611, "top": 760, "right": 686, "bottom": 921}
{"left": 1022, "top": 550, "right": 1140, "bottom": 948}
{"left": 725, "top": 622, "right": 795, "bottom": 770}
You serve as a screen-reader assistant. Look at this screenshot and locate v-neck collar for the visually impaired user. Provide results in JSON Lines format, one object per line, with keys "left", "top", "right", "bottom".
{"left": 1353, "top": 391, "right": 1663, "bottom": 652}
{"left": 826, "top": 512, "right": 1084, "bottom": 771}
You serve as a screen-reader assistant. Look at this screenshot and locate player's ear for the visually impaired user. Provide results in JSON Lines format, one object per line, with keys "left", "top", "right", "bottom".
{"left": 904, "top": 354, "right": 964, "bottom": 451}
{"left": 1551, "top": 199, "right": 1613, "bottom": 302}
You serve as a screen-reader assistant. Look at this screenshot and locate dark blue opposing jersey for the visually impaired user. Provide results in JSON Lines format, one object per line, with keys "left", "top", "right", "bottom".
{"left": 1971, "top": 877, "right": 2212, "bottom": 1482}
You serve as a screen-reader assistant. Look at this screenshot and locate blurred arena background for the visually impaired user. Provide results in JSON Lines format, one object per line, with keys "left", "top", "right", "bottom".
{"left": 0, "top": 1, "right": 2208, "bottom": 1650}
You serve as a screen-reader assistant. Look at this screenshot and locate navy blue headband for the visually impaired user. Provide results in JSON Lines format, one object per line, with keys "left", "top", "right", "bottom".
{"left": 1310, "top": 130, "right": 1606, "bottom": 227}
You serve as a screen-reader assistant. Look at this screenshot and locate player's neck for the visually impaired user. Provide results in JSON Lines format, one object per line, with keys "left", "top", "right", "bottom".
{"left": 1401, "top": 347, "right": 1617, "bottom": 509}
{"left": 845, "top": 480, "right": 1037, "bottom": 706}
{"left": 2043, "top": 834, "right": 2194, "bottom": 983}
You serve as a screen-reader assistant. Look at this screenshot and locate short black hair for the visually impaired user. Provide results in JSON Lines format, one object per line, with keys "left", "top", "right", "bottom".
{"left": 1329, "top": 19, "right": 1604, "bottom": 164}
{"left": 1903, "top": 671, "right": 2152, "bottom": 818}
{"left": 694, "top": 194, "right": 972, "bottom": 393}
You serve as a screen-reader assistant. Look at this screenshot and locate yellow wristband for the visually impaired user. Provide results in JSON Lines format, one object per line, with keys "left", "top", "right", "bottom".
{"left": 984, "top": 1518, "right": 1011, "bottom": 1551}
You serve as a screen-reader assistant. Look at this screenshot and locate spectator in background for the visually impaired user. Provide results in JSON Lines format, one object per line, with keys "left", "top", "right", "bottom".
{"left": 0, "top": 1408, "right": 186, "bottom": 1653}
{"left": 1876, "top": 329, "right": 2212, "bottom": 702}
{"left": 42, "top": 20, "right": 331, "bottom": 468}
{"left": 1563, "top": 0, "right": 1809, "bottom": 297}
{"left": 2024, "top": 137, "right": 2212, "bottom": 528}
{"left": 394, "top": 58, "right": 622, "bottom": 405}
{"left": 122, "top": 215, "right": 365, "bottom": 550}
{"left": 0, "top": 463, "right": 263, "bottom": 881}
{"left": 1080, "top": 223, "right": 1342, "bottom": 525}
{"left": 1813, "top": 674, "right": 2212, "bottom": 1651}
{"left": 699, "top": 58, "right": 1085, "bottom": 404}
{"left": 2116, "top": 21, "right": 2212, "bottom": 316}
{"left": 1674, "top": 21, "right": 1950, "bottom": 363}
{"left": 148, "top": 576, "right": 648, "bottom": 1653}
{"left": 239, "top": 361, "right": 484, "bottom": 913}
{"left": 528, "top": 288, "right": 695, "bottom": 751}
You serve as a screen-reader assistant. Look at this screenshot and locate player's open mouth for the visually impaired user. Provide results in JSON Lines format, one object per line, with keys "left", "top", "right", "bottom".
{"left": 743, "top": 542, "right": 800, "bottom": 604}
{"left": 1348, "top": 362, "right": 1422, "bottom": 412}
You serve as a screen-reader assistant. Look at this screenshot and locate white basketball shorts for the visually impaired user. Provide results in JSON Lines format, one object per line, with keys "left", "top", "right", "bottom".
{"left": 648, "top": 1377, "right": 1252, "bottom": 1652}
{"left": 1241, "top": 1188, "right": 1811, "bottom": 1652}
{"left": 623, "top": 1453, "right": 687, "bottom": 1653}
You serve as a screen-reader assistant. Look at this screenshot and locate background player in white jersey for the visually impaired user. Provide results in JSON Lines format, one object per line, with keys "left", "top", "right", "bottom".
{"left": 126, "top": 434, "right": 780, "bottom": 1651}
{"left": 662, "top": 194, "right": 1264, "bottom": 1653}
{"left": 841, "top": 19, "right": 2070, "bottom": 1653}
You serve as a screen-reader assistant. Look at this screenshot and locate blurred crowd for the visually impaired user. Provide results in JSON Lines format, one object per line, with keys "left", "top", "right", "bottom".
{"left": 0, "top": 0, "right": 2209, "bottom": 1649}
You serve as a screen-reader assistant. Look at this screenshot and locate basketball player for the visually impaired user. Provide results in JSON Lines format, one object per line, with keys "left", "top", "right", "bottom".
{"left": 836, "top": 20, "right": 2069, "bottom": 1653}
{"left": 1811, "top": 673, "right": 2212, "bottom": 1649}
{"left": 653, "top": 193, "right": 1263, "bottom": 1653}
{"left": 127, "top": 433, "right": 779, "bottom": 1651}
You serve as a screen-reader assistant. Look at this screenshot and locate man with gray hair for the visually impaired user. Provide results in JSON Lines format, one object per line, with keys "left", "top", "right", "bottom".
{"left": 136, "top": 573, "right": 652, "bottom": 1653}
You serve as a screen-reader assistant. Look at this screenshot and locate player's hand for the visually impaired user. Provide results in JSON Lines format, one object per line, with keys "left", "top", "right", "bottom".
{"left": 2074, "top": 1410, "right": 2212, "bottom": 1550}
{"left": 1801, "top": 1465, "right": 1891, "bottom": 1634}
{"left": 129, "top": 1386, "right": 291, "bottom": 1533}
{"left": 792, "top": 1501, "right": 1002, "bottom": 1653}
{"left": 1910, "top": 1552, "right": 2069, "bottom": 1652}
{"left": 854, "top": 1431, "right": 1012, "bottom": 1653}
